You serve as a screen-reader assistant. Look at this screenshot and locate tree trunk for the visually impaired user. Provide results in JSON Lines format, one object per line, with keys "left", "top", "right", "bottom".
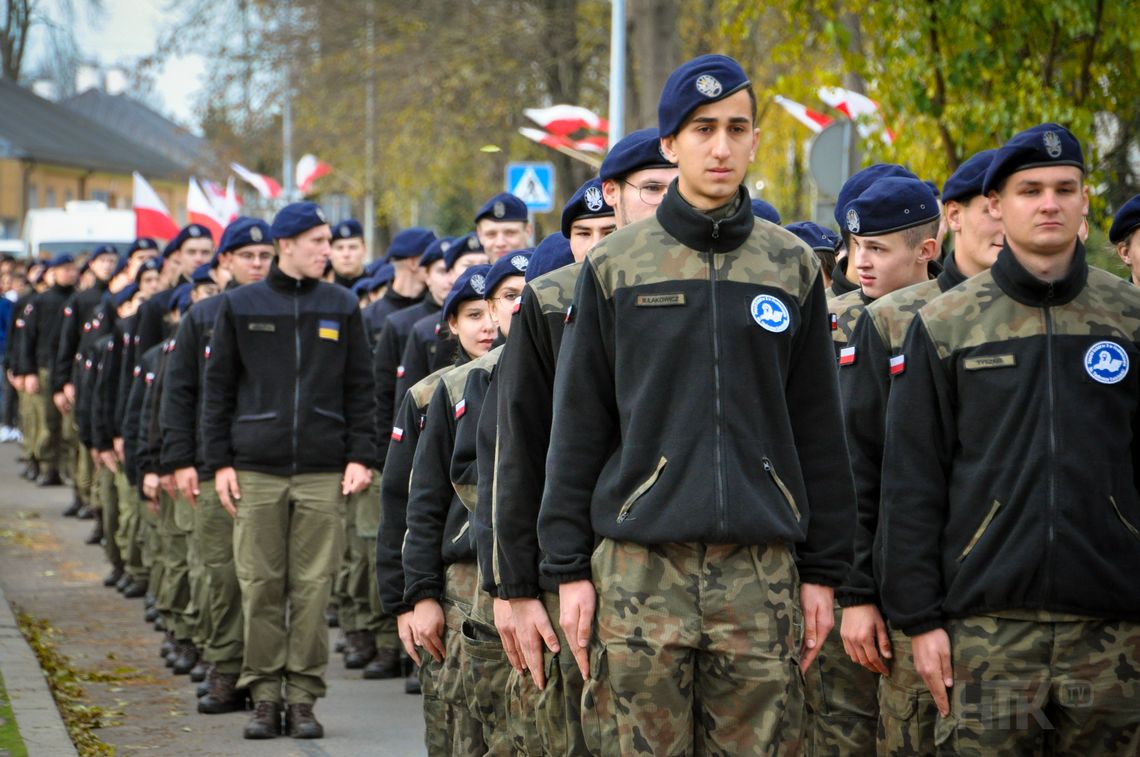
{"left": 627, "top": 0, "right": 680, "bottom": 133}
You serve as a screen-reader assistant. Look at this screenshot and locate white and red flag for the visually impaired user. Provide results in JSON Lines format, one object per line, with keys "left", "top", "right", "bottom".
{"left": 773, "top": 96, "right": 833, "bottom": 133}
{"left": 132, "top": 172, "right": 180, "bottom": 240}
{"left": 524, "top": 105, "right": 608, "bottom": 136}
{"left": 818, "top": 86, "right": 896, "bottom": 144}
{"left": 187, "top": 178, "right": 226, "bottom": 243}
{"left": 296, "top": 154, "right": 332, "bottom": 195}
{"left": 230, "top": 162, "right": 282, "bottom": 200}
{"left": 519, "top": 127, "right": 607, "bottom": 154}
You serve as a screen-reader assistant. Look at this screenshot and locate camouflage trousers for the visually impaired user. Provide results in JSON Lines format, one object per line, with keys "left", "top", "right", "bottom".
{"left": 505, "top": 590, "right": 592, "bottom": 756}
{"left": 878, "top": 627, "right": 937, "bottom": 756}
{"left": 418, "top": 561, "right": 486, "bottom": 757}
{"left": 939, "top": 613, "right": 1140, "bottom": 755}
{"left": 592, "top": 539, "right": 806, "bottom": 755}
{"left": 462, "top": 579, "right": 517, "bottom": 756}
{"left": 803, "top": 606, "right": 878, "bottom": 755}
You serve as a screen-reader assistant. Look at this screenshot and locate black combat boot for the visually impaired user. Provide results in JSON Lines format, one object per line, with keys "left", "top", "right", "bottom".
{"left": 285, "top": 703, "right": 323, "bottom": 739}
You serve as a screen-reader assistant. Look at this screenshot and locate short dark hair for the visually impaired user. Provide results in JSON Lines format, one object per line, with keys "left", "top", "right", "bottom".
{"left": 900, "top": 217, "right": 941, "bottom": 250}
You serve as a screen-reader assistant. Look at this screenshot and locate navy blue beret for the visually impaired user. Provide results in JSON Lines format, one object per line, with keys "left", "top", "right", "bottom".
{"left": 352, "top": 277, "right": 375, "bottom": 297}
{"left": 835, "top": 164, "right": 919, "bottom": 229}
{"left": 443, "top": 264, "right": 493, "bottom": 319}
{"left": 332, "top": 219, "right": 364, "bottom": 241}
{"left": 445, "top": 233, "right": 486, "bottom": 271}
{"left": 599, "top": 127, "right": 674, "bottom": 182}
{"left": 474, "top": 192, "right": 528, "bottom": 225}
{"left": 844, "top": 177, "right": 940, "bottom": 236}
{"left": 419, "top": 237, "right": 452, "bottom": 268}
{"left": 752, "top": 199, "right": 781, "bottom": 224}
{"left": 525, "top": 233, "right": 574, "bottom": 282}
{"left": 134, "top": 257, "right": 162, "bottom": 285}
{"left": 942, "top": 149, "right": 998, "bottom": 203}
{"left": 128, "top": 237, "right": 157, "bottom": 255}
{"left": 218, "top": 217, "right": 272, "bottom": 255}
{"left": 45, "top": 253, "right": 75, "bottom": 269}
{"left": 91, "top": 244, "right": 118, "bottom": 260}
{"left": 1109, "top": 195, "right": 1140, "bottom": 245}
{"left": 369, "top": 262, "right": 395, "bottom": 288}
{"left": 485, "top": 250, "right": 532, "bottom": 298}
{"left": 190, "top": 264, "right": 215, "bottom": 286}
{"left": 167, "top": 224, "right": 213, "bottom": 255}
{"left": 658, "top": 54, "right": 751, "bottom": 137}
{"left": 271, "top": 201, "right": 329, "bottom": 240}
{"left": 923, "top": 180, "right": 941, "bottom": 199}
{"left": 561, "top": 178, "right": 614, "bottom": 238}
{"left": 387, "top": 227, "right": 438, "bottom": 260}
{"left": 785, "top": 222, "right": 840, "bottom": 253}
{"left": 169, "top": 282, "right": 191, "bottom": 313}
{"left": 982, "top": 123, "right": 1084, "bottom": 195}
{"left": 112, "top": 283, "right": 138, "bottom": 308}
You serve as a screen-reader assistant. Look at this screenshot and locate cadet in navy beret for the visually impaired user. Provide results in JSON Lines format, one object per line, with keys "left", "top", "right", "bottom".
{"left": 128, "top": 237, "right": 158, "bottom": 256}
{"left": 419, "top": 237, "right": 452, "bottom": 269}
{"left": 938, "top": 149, "right": 1005, "bottom": 282}
{"left": 561, "top": 178, "right": 616, "bottom": 256}
{"left": 167, "top": 224, "right": 213, "bottom": 255}
{"left": 786, "top": 221, "right": 840, "bottom": 288}
{"left": 599, "top": 127, "right": 679, "bottom": 227}
{"left": 445, "top": 232, "right": 490, "bottom": 273}
{"left": 329, "top": 217, "right": 369, "bottom": 289}
{"left": 942, "top": 149, "right": 998, "bottom": 203}
{"left": 752, "top": 199, "right": 782, "bottom": 224}
{"left": 369, "top": 262, "right": 396, "bottom": 289}
{"left": 134, "top": 257, "right": 162, "bottom": 295}
{"left": 190, "top": 263, "right": 216, "bottom": 286}
{"left": 657, "top": 53, "right": 752, "bottom": 137}
{"left": 835, "top": 164, "right": 919, "bottom": 230}
{"left": 45, "top": 253, "right": 75, "bottom": 269}
{"left": 386, "top": 227, "right": 438, "bottom": 261}
{"left": 90, "top": 244, "right": 119, "bottom": 261}
{"left": 112, "top": 283, "right": 138, "bottom": 309}
{"left": 982, "top": 123, "right": 1084, "bottom": 195}
{"left": 485, "top": 249, "right": 531, "bottom": 339}
{"left": 1110, "top": 194, "right": 1140, "bottom": 286}
{"left": 843, "top": 176, "right": 941, "bottom": 299}
{"left": 475, "top": 192, "right": 531, "bottom": 262}
{"left": 525, "top": 232, "right": 574, "bottom": 282}
{"left": 218, "top": 217, "right": 273, "bottom": 255}
{"left": 271, "top": 201, "right": 330, "bottom": 240}
{"left": 352, "top": 276, "right": 375, "bottom": 302}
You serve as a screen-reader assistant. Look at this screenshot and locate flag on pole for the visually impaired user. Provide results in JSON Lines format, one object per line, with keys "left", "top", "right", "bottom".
{"left": 230, "top": 162, "right": 282, "bottom": 200}
{"left": 132, "top": 172, "right": 180, "bottom": 240}
{"left": 296, "top": 154, "right": 332, "bottom": 195}
{"left": 187, "top": 178, "right": 226, "bottom": 243}
{"left": 524, "top": 105, "right": 609, "bottom": 136}
{"left": 818, "top": 86, "right": 896, "bottom": 144}
{"left": 519, "top": 127, "right": 608, "bottom": 155}
{"left": 773, "top": 96, "right": 833, "bottom": 133}
{"left": 220, "top": 177, "right": 241, "bottom": 223}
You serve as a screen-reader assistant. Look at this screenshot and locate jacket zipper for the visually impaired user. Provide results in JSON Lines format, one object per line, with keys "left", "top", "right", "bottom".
{"left": 617, "top": 456, "right": 667, "bottom": 523}
{"left": 1042, "top": 298, "right": 1057, "bottom": 605}
{"left": 292, "top": 280, "right": 302, "bottom": 476}
{"left": 958, "top": 499, "right": 1002, "bottom": 561}
{"left": 762, "top": 457, "right": 801, "bottom": 521}
{"left": 708, "top": 221, "right": 728, "bottom": 539}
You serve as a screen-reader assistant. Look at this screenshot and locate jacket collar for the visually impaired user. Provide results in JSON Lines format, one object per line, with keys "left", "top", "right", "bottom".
{"left": 830, "top": 256, "right": 858, "bottom": 296}
{"left": 991, "top": 240, "right": 1087, "bottom": 307}
{"left": 266, "top": 260, "right": 319, "bottom": 295}
{"left": 937, "top": 252, "right": 968, "bottom": 292}
{"left": 384, "top": 288, "right": 423, "bottom": 308}
{"left": 656, "top": 179, "right": 755, "bottom": 254}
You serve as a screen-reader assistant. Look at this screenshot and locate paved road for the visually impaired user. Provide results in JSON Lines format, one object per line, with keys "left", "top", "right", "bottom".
{"left": 0, "top": 443, "right": 427, "bottom": 756}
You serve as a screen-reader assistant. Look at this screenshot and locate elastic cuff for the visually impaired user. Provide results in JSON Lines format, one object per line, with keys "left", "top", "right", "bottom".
{"left": 797, "top": 571, "right": 842, "bottom": 588}
{"left": 901, "top": 619, "right": 945, "bottom": 637}
{"left": 496, "top": 582, "right": 541, "bottom": 600}
{"left": 836, "top": 591, "right": 879, "bottom": 608}
{"left": 541, "top": 570, "right": 592, "bottom": 586}
{"left": 404, "top": 588, "right": 442, "bottom": 606}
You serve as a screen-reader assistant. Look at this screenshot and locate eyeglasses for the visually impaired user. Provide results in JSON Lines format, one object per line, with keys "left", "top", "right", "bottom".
{"left": 491, "top": 291, "right": 523, "bottom": 306}
{"left": 621, "top": 180, "right": 669, "bottom": 206}
{"left": 233, "top": 251, "right": 275, "bottom": 263}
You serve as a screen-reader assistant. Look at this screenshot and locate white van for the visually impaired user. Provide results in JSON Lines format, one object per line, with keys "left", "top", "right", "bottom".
{"left": 22, "top": 201, "right": 135, "bottom": 259}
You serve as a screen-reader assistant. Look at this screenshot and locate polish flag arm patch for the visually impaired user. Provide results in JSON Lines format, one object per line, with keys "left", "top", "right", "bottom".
{"left": 829, "top": 313, "right": 838, "bottom": 331}
{"left": 889, "top": 354, "right": 906, "bottom": 375}
{"left": 390, "top": 427, "right": 404, "bottom": 442}
{"left": 454, "top": 398, "right": 466, "bottom": 420}
{"left": 838, "top": 346, "right": 856, "bottom": 366}
{"left": 396, "top": 365, "right": 405, "bottom": 378}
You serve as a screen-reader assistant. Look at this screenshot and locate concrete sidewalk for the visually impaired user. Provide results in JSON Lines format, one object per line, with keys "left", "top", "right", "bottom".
{"left": 0, "top": 443, "right": 426, "bottom": 756}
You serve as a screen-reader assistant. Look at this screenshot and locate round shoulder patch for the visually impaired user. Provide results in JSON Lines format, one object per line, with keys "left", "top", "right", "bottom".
{"left": 1084, "top": 340, "right": 1129, "bottom": 384}
{"left": 750, "top": 294, "right": 791, "bottom": 333}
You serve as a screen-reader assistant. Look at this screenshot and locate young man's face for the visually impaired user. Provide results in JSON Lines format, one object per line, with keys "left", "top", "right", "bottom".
{"left": 330, "top": 237, "right": 366, "bottom": 276}
{"left": 448, "top": 300, "right": 496, "bottom": 359}
{"left": 227, "top": 244, "right": 274, "bottom": 286}
{"left": 946, "top": 195, "right": 1004, "bottom": 277}
{"left": 180, "top": 238, "right": 215, "bottom": 271}
{"left": 477, "top": 220, "right": 530, "bottom": 262}
{"left": 660, "top": 89, "right": 758, "bottom": 210}
{"left": 127, "top": 249, "right": 155, "bottom": 279}
{"left": 568, "top": 216, "right": 617, "bottom": 262}
{"left": 89, "top": 254, "right": 118, "bottom": 282}
{"left": 602, "top": 166, "right": 679, "bottom": 228}
{"left": 851, "top": 231, "right": 935, "bottom": 299}
{"left": 1117, "top": 233, "right": 1140, "bottom": 286}
{"left": 279, "top": 225, "right": 332, "bottom": 280}
{"left": 988, "top": 166, "right": 1087, "bottom": 258}
{"left": 425, "top": 261, "right": 452, "bottom": 304}
{"left": 448, "top": 253, "right": 490, "bottom": 287}
{"left": 137, "top": 270, "right": 162, "bottom": 298}
{"left": 488, "top": 275, "right": 525, "bottom": 339}
{"left": 52, "top": 263, "right": 78, "bottom": 287}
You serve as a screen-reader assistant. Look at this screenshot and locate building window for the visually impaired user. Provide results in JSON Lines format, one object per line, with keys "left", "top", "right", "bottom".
{"left": 90, "top": 190, "right": 109, "bottom": 204}
{"left": 45, "top": 188, "right": 56, "bottom": 208}
{"left": 26, "top": 185, "right": 37, "bottom": 209}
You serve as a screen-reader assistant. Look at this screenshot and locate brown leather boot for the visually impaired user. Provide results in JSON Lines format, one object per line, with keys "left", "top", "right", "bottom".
{"left": 343, "top": 630, "right": 375, "bottom": 669}
{"left": 285, "top": 703, "right": 323, "bottom": 739}
{"left": 199, "top": 670, "right": 243, "bottom": 714}
{"left": 362, "top": 646, "right": 401, "bottom": 679}
{"left": 243, "top": 701, "right": 282, "bottom": 739}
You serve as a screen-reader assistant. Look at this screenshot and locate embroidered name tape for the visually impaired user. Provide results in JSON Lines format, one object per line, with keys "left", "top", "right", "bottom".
{"left": 636, "top": 293, "right": 686, "bottom": 307}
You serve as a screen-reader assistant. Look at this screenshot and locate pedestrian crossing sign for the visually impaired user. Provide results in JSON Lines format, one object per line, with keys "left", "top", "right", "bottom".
{"left": 505, "top": 162, "right": 555, "bottom": 213}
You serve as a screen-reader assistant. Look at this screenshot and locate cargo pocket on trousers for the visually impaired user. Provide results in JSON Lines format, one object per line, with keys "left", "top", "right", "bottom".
{"left": 581, "top": 644, "right": 620, "bottom": 757}
{"left": 535, "top": 652, "right": 568, "bottom": 756}
{"left": 506, "top": 665, "right": 545, "bottom": 756}
{"left": 933, "top": 711, "right": 958, "bottom": 750}
{"left": 459, "top": 620, "right": 509, "bottom": 729}
{"left": 437, "top": 609, "right": 467, "bottom": 706}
